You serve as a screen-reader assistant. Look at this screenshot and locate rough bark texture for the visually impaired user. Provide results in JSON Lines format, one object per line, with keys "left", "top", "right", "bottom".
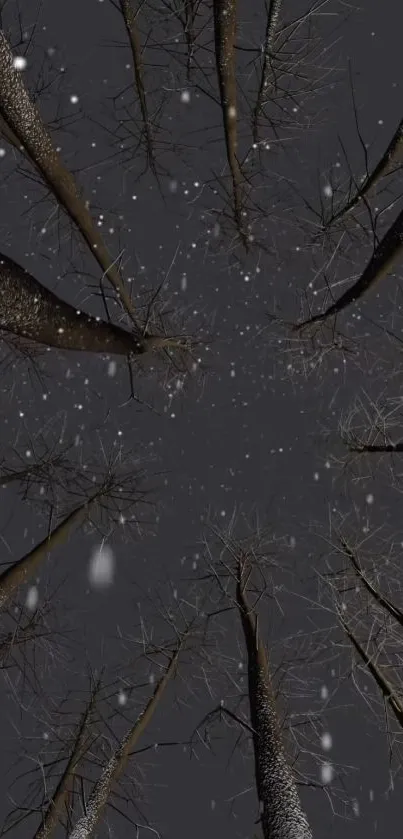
{"left": 237, "top": 563, "right": 313, "bottom": 839}
{"left": 68, "top": 651, "right": 179, "bottom": 839}
{"left": 0, "top": 252, "right": 145, "bottom": 355}
{"left": 0, "top": 31, "right": 137, "bottom": 321}
{"left": 34, "top": 688, "right": 97, "bottom": 839}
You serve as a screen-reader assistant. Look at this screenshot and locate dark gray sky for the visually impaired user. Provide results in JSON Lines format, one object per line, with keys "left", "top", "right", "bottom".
{"left": 0, "top": 0, "right": 402, "bottom": 836}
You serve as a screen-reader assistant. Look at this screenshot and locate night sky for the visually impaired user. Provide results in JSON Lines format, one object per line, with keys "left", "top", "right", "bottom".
{"left": 0, "top": 0, "right": 402, "bottom": 836}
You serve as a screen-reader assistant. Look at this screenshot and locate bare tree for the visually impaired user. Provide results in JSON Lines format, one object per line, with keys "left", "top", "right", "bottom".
{"left": 32, "top": 676, "right": 101, "bottom": 839}
{"left": 2, "top": 2, "right": 401, "bottom": 837}
{"left": 67, "top": 648, "right": 180, "bottom": 839}
{"left": 191, "top": 515, "right": 320, "bottom": 837}
{"left": 293, "top": 203, "right": 403, "bottom": 332}
{"left": 323, "top": 113, "right": 403, "bottom": 230}
{"left": 313, "top": 520, "right": 403, "bottom": 775}
{"left": 213, "top": 0, "right": 248, "bottom": 248}
{"left": 236, "top": 554, "right": 313, "bottom": 838}
{"left": 115, "top": 0, "right": 159, "bottom": 180}
{"left": 0, "top": 29, "right": 137, "bottom": 320}
{"left": 0, "top": 438, "right": 154, "bottom": 610}
{"left": 0, "top": 26, "right": 203, "bottom": 373}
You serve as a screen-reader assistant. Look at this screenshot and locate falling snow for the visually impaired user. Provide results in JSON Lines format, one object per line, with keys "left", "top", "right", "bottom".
{"left": 88, "top": 545, "right": 115, "bottom": 589}
{"left": 320, "top": 762, "right": 334, "bottom": 784}
{"left": 25, "top": 585, "right": 39, "bottom": 611}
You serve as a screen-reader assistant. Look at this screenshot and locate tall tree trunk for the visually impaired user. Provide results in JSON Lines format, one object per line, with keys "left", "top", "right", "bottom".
{"left": 213, "top": 0, "right": 247, "bottom": 245}
{"left": 0, "top": 30, "right": 137, "bottom": 324}
{"left": 118, "top": 0, "right": 156, "bottom": 174}
{"left": 236, "top": 560, "right": 313, "bottom": 839}
{"left": 340, "top": 616, "right": 403, "bottom": 729}
{"left": 34, "top": 683, "right": 99, "bottom": 839}
{"left": 68, "top": 648, "right": 180, "bottom": 839}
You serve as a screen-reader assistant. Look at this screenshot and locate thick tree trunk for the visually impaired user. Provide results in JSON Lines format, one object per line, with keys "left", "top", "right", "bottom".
{"left": 0, "top": 252, "right": 146, "bottom": 355}
{"left": 0, "top": 30, "right": 137, "bottom": 323}
{"left": 236, "top": 561, "right": 313, "bottom": 839}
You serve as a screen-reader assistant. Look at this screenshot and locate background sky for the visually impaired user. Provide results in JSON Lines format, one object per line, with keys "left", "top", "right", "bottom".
{"left": 0, "top": 0, "right": 402, "bottom": 836}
